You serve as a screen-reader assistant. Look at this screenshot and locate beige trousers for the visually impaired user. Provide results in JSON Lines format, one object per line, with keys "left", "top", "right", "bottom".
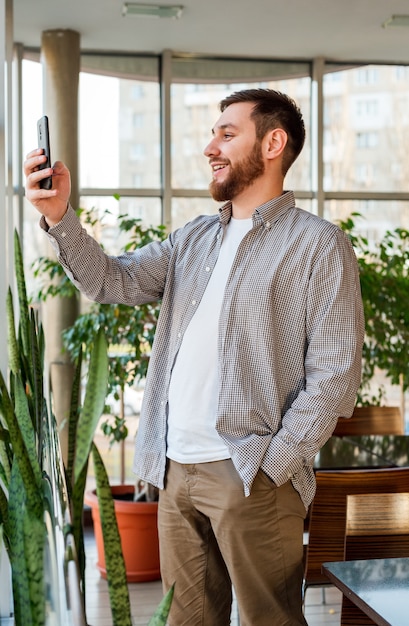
{"left": 158, "top": 458, "right": 307, "bottom": 626}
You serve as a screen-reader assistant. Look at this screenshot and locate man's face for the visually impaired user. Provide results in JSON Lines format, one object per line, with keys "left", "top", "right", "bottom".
{"left": 204, "top": 102, "right": 265, "bottom": 202}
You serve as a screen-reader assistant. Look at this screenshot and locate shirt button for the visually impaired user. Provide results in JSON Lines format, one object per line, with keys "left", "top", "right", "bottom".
{"left": 61, "top": 231, "right": 67, "bottom": 238}
{"left": 178, "top": 332, "right": 181, "bottom": 338}
{"left": 205, "top": 266, "right": 210, "bottom": 272}
{"left": 192, "top": 300, "right": 196, "bottom": 306}
{"left": 265, "top": 221, "right": 271, "bottom": 229}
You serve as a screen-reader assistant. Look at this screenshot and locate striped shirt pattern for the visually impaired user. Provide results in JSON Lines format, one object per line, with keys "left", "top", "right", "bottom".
{"left": 44, "top": 190, "right": 365, "bottom": 509}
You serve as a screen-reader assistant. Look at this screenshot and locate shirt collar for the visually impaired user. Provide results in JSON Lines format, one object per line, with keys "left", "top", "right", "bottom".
{"left": 218, "top": 191, "right": 296, "bottom": 227}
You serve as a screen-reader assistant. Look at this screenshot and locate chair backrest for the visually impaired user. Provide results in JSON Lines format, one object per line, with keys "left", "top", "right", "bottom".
{"left": 333, "top": 405, "right": 403, "bottom": 437}
{"left": 303, "top": 467, "right": 409, "bottom": 592}
{"left": 345, "top": 491, "right": 409, "bottom": 560}
{"left": 340, "top": 492, "right": 409, "bottom": 626}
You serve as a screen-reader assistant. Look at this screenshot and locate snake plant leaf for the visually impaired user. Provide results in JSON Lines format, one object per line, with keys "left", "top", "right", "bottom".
{"left": 23, "top": 510, "right": 46, "bottom": 626}
{"left": 92, "top": 442, "right": 132, "bottom": 626}
{"left": 8, "top": 462, "right": 35, "bottom": 626}
{"left": 147, "top": 584, "right": 174, "bottom": 626}
{"left": 67, "top": 348, "right": 83, "bottom": 490}
{"left": 74, "top": 329, "right": 109, "bottom": 483}
{"left": 29, "top": 307, "right": 44, "bottom": 442}
{"left": 71, "top": 458, "right": 88, "bottom": 594}
{"left": 0, "top": 371, "right": 42, "bottom": 511}
{"left": 0, "top": 484, "right": 10, "bottom": 553}
{"left": 0, "top": 453, "right": 10, "bottom": 493}
{"left": 6, "top": 287, "right": 20, "bottom": 375}
{"left": 13, "top": 375, "right": 43, "bottom": 505}
{"left": 0, "top": 427, "right": 12, "bottom": 487}
{"left": 14, "top": 229, "right": 32, "bottom": 368}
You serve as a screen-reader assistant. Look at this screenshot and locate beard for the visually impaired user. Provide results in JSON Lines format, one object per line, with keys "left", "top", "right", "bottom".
{"left": 209, "top": 140, "right": 265, "bottom": 202}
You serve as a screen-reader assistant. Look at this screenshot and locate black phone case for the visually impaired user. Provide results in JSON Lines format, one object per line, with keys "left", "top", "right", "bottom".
{"left": 37, "top": 115, "right": 52, "bottom": 190}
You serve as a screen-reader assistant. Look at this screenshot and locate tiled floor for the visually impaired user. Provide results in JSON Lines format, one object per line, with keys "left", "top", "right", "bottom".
{"left": 84, "top": 527, "right": 343, "bottom": 626}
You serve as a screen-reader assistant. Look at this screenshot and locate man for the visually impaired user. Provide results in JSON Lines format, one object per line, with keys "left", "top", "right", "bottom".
{"left": 25, "top": 89, "right": 364, "bottom": 625}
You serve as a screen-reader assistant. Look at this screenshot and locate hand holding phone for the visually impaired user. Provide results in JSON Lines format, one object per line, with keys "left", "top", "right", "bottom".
{"left": 37, "top": 115, "right": 52, "bottom": 190}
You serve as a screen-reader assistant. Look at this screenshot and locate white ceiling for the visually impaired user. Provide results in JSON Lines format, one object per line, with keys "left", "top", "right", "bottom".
{"left": 12, "top": 0, "right": 409, "bottom": 64}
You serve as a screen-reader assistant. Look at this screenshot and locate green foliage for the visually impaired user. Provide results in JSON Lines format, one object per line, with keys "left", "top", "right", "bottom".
{"left": 73, "top": 330, "right": 109, "bottom": 483}
{"left": 91, "top": 444, "right": 132, "bottom": 626}
{"left": 339, "top": 213, "right": 409, "bottom": 402}
{"left": 1, "top": 228, "right": 172, "bottom": 626}
{"left": 147, "top": 584, "right": 175, "bottom": 626}
{"left": 32, "top": 256, "right": 79, "bottom": 300}
{"left": 0, "top": 231, "right": 48, "bottom": 625}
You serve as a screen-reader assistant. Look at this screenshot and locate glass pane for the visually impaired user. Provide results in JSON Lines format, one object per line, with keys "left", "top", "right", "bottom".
{"left": 79, "top": 72, "right": 160, "bottom": 189}
{"left": 324, "top": 199, "right": 409, "bottom": 241}
{"left": 79, "top": 196, "right": 162, "bottom": 254}
{"left": 295, "top": 198, "right": 314, "bottom": 216}
{"left": 22, "top": 60, "right": 43, "bottom": 159}
{"left": 172, "top": 197, "right": 220, "bottom": 230}
{"left": 323, "top": 65, "right": 409, "bottom": 192}
{"left": 171, "top": 74, "right": 311, "bottom": 192}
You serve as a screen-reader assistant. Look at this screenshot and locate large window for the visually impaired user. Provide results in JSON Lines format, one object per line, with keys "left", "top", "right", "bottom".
{"left": 20, "top": 53, "right": 409, "bottom": 439}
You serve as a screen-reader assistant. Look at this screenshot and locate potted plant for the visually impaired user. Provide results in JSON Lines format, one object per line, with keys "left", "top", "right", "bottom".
{"left": 33, "top": 205, "right": 166, "bottom": 583}
{"left": 339, "top": 213, "right": 409, "bottom": 424}
{"left": 0, "top": 230, "right": 113, "bottom": 625}
{"left": 0, "top": 230, "right": 173, "bottom": 625}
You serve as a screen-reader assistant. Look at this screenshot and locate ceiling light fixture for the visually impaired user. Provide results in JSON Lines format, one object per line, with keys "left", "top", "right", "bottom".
{"left": 122, "top": 3, "right": 184, "bottom": 19}
{"left": 382, "top": 14, "right": 409, "bottom": 28}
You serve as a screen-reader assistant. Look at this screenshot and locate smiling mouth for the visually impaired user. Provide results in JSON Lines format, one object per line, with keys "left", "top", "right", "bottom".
{"left": 211, "top": 163, "right": 228, "bottom": 177}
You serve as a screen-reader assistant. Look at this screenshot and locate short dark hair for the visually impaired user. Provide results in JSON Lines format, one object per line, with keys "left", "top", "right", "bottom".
{"left": 219, "top": 88, "right": 305, "bottom": 176}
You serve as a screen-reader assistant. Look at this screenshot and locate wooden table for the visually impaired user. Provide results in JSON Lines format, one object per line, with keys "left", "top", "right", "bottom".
{"left": 322, "top": 557, "right": 409, "bottom": 626}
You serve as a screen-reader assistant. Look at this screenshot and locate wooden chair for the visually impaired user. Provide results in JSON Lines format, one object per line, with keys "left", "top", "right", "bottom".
{"left": 303, "top": 467, "right": 409, "bottom": 603}
{"left": 340, "top": 492, "right": 409, "bottom": 625}
{"left": 333, "top": 405, "right": 403, "bottom": 437}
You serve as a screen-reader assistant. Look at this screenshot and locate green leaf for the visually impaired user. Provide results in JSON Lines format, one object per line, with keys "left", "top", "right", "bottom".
{"left": 29, "top": 307, "right": 45, "bottom": 450}
{"left": 74, "top": 329, "right": 109, "bottom": 482}
{"left": 0, "top": 432, "right": 12, "bottom": 486}
{"left": 23, "top": 510, "right": 46, "bottom": 626}
{"left": 147, "top": 584, "right": 174, "bottom": 626}
{"left": 0, "top": 484, "right": 10, "bottom": 553}
{"left": 8, "top": 462, "right": 34, "bottom": 626}
{"left": 14, "top": 230, "right": 31, "bottom": 367}
{"left": 6, "top": 288, "right": 20, "bottom": 375}
{"left": 66, "top": 349, "right": 83, "bottom": 490}
{"left": 0, "top": 371, "right": 42, "bottom": 512}
{"left": 71, "top": 458, "right": 88, "bottom": 594}
{"left": 13, "top": 375, "right": 43, "bottom": 504}
{"left": 92, "top": 443, "right": 132, "bottom": 626}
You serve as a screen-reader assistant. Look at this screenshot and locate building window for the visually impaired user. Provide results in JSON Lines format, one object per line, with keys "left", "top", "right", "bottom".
{"left": 356, "top": 100, "right": 378, "bottom": 116}
{"left": 130, "top": 143, "right": 146, "bottom": 160}
{"left": 356, "top": 131, "right": 378, "bottom": 148}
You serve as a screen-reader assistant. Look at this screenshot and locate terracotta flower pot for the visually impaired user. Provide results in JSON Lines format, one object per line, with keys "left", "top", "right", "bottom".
{"left": 85, "top": 484, "right": 160, "bottom": 582}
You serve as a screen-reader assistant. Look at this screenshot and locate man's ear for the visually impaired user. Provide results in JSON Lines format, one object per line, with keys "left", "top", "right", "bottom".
{"left": 264, "top": 128, "right": 288, "bottom": 160}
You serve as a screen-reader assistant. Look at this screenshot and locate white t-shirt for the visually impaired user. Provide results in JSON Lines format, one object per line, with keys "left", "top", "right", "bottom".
{"left": 167, "top": 217, "right": 253, "bottom": 463}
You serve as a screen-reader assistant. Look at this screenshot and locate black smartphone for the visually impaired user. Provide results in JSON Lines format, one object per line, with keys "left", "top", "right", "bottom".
{"left": 37, "top": 115, "right": 52, "bottom": 190}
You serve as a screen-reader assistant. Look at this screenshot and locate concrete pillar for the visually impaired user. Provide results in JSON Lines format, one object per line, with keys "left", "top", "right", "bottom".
{"left": 40, "top": 29, "right": 80, "bottom": 464}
